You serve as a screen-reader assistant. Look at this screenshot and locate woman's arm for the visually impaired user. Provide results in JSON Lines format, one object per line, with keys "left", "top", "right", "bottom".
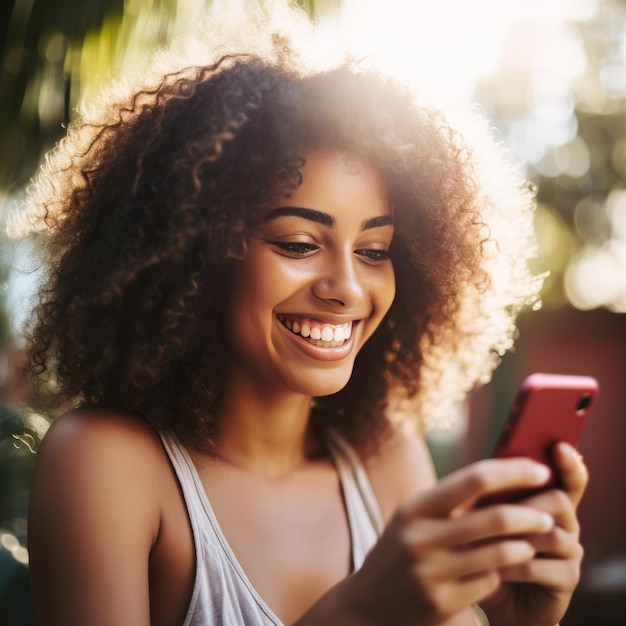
{"left": 28, "top": 411, "right": 162, "bottom": 626}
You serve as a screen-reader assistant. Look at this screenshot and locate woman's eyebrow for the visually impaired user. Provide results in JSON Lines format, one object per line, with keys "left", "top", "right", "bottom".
{"left": 264, "top": 206, "right": 334, "bottom": 226}
{"left": 362, "top": 215, "right": 393, "bottom": 231}
{"left": 265, "top": 206, "right": 393, "bottom": 231}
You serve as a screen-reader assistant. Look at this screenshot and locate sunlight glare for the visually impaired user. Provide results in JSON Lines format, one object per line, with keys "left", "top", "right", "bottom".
{"left": 335, "top": 0, "right": 598, "bottom": 106}
{"left": 338, "top": 0, "right": 513, "bottom": 104}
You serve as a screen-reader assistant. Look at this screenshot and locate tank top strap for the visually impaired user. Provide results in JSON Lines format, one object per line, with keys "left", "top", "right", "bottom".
{"left": 159, "top": 431, "right": 283, "bottom": 625}
{"left": 158, "top": 431, "right": 205, "bottom": 623}
{"left": 325, "top": 430, "right": 385, "bottom": 569}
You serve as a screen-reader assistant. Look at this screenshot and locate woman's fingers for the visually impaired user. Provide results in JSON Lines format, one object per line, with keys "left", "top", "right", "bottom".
{"left": 399, "top": 541, "right": 536, "bottom": 618}
{"left": 397, "top": 505, "right": 559, "bottom": 588}
{"left": 429, "top": 539, "right": 537, "bottom": 580}
{"left": 496, "top": 525, "right": 583, "bottom": 589}
{"left": 551, "top": 442, "right": 589, "bottom": 507}
{"left": 498, "top": 555, "right": 582, "bottom": 590}
{"left": 519, "top": 486, "right": 581, "bottom": 535}
{"left": 400, "top": 458, "right": 552, "bottom": 518}
{"left": 527, "top": 525, "right": 583, "bottom": 560}
{"left": 403, "top": 504, "right": 554, "bottom": 551}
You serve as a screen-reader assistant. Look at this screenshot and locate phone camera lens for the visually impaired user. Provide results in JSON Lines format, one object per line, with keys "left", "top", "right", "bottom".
{"left": 576, "top": 393, "right": 592, "bottom": 412}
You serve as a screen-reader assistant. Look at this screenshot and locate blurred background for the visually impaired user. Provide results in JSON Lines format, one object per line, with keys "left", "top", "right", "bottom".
{"left": 0, "top": 0, "right": 625, "bottom": 624}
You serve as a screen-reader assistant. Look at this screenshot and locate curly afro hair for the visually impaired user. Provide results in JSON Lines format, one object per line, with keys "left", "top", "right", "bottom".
{"left": 18, "top": 7, "right": 541, "bottom": 454}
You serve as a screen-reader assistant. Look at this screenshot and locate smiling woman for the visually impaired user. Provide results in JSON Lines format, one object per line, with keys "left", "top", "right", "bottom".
{"left": 19, "top": 4, "right": 588, "bottom": 626}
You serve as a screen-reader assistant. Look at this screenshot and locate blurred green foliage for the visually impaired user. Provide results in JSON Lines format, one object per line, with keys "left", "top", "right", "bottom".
{"left": 1, "top": 0, "right": 124, "bottom": 190}
{"left": 0, "top": 0, "right": 338, "bottom": 191}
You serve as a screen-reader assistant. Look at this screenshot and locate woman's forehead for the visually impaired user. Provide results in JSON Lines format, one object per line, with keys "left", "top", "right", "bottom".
{"left": 269, "top": 148, "right": 391, "bottom": 218}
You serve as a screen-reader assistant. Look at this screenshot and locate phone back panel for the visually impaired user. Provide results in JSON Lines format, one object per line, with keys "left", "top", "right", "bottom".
{"left": 493, "top": 373, "right": 598, "bottom": 466}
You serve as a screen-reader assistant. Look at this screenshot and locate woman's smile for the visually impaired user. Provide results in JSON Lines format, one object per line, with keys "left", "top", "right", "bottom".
{"left": 276, "top": 313, "right": 362, "bottom": 361}
{"left": 278, "top": 315, "right": 354, "bottom": 347}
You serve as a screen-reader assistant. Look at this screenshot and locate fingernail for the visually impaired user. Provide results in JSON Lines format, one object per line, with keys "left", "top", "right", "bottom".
{"left": 534, "top": 464, "right": 551, "bottom": 482}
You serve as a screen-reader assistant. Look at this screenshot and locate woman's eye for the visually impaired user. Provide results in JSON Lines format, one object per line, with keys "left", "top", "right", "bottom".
{"left": 356, "top": 249, "right": 391, "bottom": 263}
{"left": 271, "top": 241, "right": 319, "bottom": 256}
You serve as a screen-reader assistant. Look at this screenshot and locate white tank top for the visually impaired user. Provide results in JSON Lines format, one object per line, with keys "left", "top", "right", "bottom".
{"left": 159, "top": 431, "right": 384, "bottom": 626}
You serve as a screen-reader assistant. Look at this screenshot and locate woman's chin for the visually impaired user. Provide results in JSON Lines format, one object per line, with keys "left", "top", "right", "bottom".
{"left": 290, "top": 371, "right": 352, "bottom": 399}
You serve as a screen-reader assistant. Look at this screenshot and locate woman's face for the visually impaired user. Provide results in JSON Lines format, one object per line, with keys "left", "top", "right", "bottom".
{"left": 224, "top": 148, "right": 395, "bottom": 398}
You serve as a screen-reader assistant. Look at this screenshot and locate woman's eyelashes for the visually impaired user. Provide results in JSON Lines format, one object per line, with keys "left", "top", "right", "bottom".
{"left": 269, "top": 240, "right": 391, "bottom": 263}
{"left": 355, "top": 248, "right": 390, "bottom": 263}
{"left": 270, "top": 241, "right": 319, "bottom": 256}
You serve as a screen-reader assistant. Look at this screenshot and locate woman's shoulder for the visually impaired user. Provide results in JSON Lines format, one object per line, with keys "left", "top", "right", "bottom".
{"left": 28, "top": 409, "right": 187, "bottom": 623}
{"left": 363, "top": 423, "right": 438, "bottom": 524}
{"left": 41, "top": 405, "right": 160, "bottom": 447}
{"left": 31, "top": 407, "right": 168, "bottom": 540}
{"left": 36, "top": 407, "right": 166, "bottom": 476}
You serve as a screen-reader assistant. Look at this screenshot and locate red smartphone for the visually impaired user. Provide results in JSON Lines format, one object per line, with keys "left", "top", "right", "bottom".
{"left": 480, "top": 372, "right": 599, "bottom": 504}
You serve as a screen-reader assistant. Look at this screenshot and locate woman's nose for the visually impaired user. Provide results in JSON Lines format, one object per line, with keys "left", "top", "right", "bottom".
{"left": 311, "top": 253, "right": 365, "bottom": 307}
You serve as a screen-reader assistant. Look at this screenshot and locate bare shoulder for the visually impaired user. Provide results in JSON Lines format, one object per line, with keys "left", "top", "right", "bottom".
{"left": 33, "top": 408, "right": 167, "bottom": 504}
{"left": 364, "top": 423, "right": 438, "bottom": 524}
{"left": 30, "top": 406, "right": 167, "bottom": 551}
{"left": 38, "top": 406, "right": 162, "bottom": 456}
{"left": 28, "top": 408, "right": 168, "bottom": 625}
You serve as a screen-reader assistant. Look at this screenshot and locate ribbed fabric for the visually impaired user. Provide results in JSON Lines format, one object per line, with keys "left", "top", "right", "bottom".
{"left": 159, "top": 430, "right": 384, "bottom": 626}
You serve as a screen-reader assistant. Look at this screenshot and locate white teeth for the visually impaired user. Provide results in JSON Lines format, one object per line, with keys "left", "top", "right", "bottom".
{"left": 280, "top": 317, "right": 354, "bottom": 347}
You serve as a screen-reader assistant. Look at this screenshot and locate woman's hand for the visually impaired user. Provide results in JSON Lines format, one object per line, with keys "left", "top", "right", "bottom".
{"left": 341, "top": 457, "right": 558, "bottom": 626}
{"left": 479, "top": 442, "right": 589, "bottom": 626}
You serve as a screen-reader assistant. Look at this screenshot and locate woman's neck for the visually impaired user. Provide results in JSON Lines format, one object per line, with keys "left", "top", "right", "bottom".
{"left": 212, "top": 375, "right": 318, "bottom": 479}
